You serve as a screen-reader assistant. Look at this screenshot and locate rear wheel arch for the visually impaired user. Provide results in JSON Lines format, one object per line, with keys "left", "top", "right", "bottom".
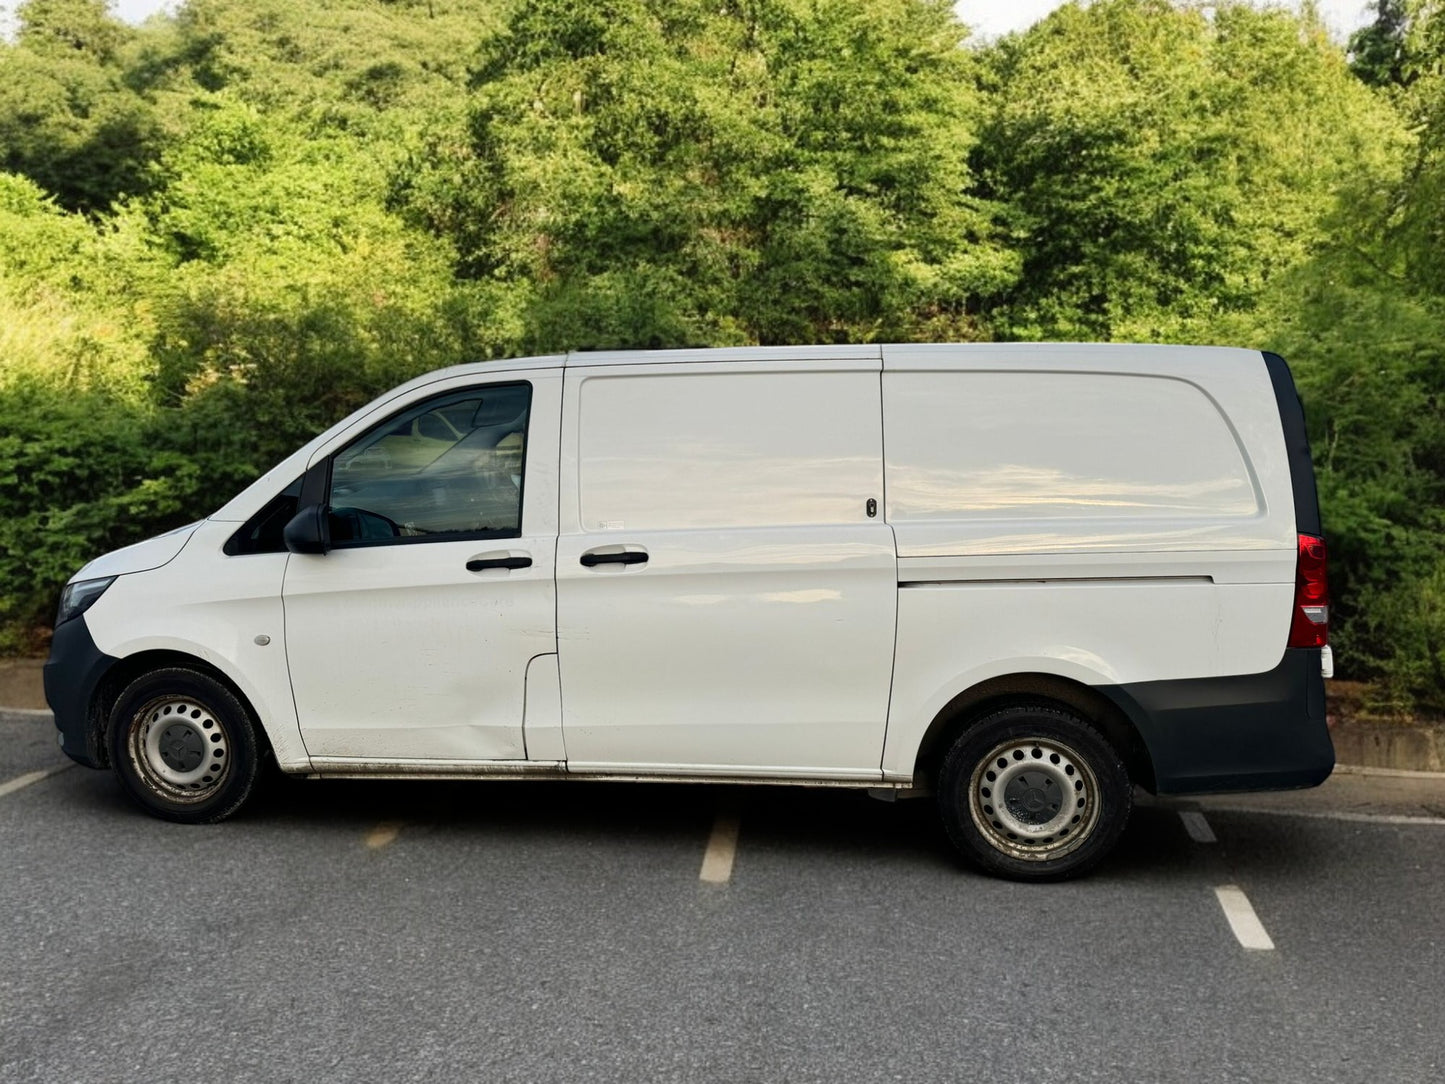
{"left": 911, "top": 672, "right": 1156, "bottom": 793}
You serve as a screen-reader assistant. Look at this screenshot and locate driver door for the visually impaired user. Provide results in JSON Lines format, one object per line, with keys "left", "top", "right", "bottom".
{"left": 282, "top": 373, "right": 560, "bottom": 762}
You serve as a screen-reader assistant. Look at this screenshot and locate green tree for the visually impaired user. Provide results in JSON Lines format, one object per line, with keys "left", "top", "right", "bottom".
{"left": 0, "top": 1, "right": 161, "bottom": 211}
{"left": 125, "top": 95, "right": 476, "bottom": 453}
{"left": 395, "top": 0, "right": 1016, "bottom": 349}
{"left": 13, "top": 0, "right": 129, "bottom": 61}
{"left": 1391, "top": 1, "right": 1445, "bottom": 293}
{"left": 157, "top": 0, "right": 506, "bottom": 127}
{"left": 1350, "top": 0, "right": 1417, "bottom": 87}
{"left": 1307, "top": 0, "right": 1445, "bottom": 707}
{"left": 0, "top": 172, "right": 151, "bottom": 393}
{"left": 972, "top": 0, "right": 1404, "bottom": 342}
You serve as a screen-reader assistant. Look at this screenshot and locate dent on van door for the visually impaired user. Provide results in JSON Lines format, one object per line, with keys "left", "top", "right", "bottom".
{"left": 284, "top": 376, "right": 562, "bottom": 764}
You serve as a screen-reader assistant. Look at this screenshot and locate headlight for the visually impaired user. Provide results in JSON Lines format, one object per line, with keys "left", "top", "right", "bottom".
{"left": 55, "top": 576, "right": 116, "bottom": 627}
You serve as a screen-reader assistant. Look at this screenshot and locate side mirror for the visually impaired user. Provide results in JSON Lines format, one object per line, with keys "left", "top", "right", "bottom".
{"left": 283, "top": 504, "right": 330, "bottom": 554}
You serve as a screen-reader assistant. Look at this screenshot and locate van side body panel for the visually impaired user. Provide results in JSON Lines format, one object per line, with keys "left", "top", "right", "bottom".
{"left": 281, "top": 370, "right": 561, "bottom": 762}
{"left": 879, "top": 343, "right": 1331, "bottom": 792}
{"left": 58, "top": 360, "right": 567, "bottom": 775}
{"left": 554, "top": 358, "right": 897, "bottom": 776}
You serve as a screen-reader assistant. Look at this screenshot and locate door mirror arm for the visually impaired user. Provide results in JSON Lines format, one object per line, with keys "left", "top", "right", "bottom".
{"left": 283, "top": 503, "right": 331, "bottom": 554}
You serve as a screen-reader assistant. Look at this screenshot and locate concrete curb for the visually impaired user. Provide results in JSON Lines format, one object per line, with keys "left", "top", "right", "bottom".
{"left": 1330, "top": 718, "right": 1445, "bottom": 774}
{"left": 1332, "top": 763, "right": 1445, "bottom": 780}
{"left": 0, "top": 707, "right": 53, "bottom": 726}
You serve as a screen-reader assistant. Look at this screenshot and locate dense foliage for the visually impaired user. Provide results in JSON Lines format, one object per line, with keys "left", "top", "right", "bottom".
{"left": 1, "top": 0, "right": 1442, "bottom": 708}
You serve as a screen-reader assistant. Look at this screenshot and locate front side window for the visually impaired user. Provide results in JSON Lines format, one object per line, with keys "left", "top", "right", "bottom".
{"left": 328, "top": 383, "right": 531, "bottom": 546}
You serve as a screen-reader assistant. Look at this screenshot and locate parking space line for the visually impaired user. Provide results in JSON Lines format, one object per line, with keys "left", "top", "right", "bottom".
{"left": 699, "top": 812, "right": 740, "bottom": 884}
{"left": 1179, "top": 810, "right": 1217, "bottom": 843}
{"left": 1196, "top": 804, "right": 1445, "bottom": 827}
{"left": 1214, "top": 885, "right": 1275, "bottom": 951}
{"left": 365, "top": 822, "right": 404, "bottom": 849}
{"left": 0, "top": 765, "right": 70, "bottom": 800}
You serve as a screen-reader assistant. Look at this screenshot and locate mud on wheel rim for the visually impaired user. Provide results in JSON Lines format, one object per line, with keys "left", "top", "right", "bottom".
{"left": 968, "top": 737, "right": 1102, "bottom": 861}
{"left": 126, "top": 695, "right": 232, "bottom": 803}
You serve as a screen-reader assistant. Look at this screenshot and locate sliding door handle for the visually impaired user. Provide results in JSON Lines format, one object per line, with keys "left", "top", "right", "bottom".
{"left": 580, "top": 550, "right": 648, "bottom": 567}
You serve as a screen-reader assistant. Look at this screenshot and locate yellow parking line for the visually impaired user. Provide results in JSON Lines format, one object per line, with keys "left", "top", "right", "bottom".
{"left": 699, "top": 812, "right": 740, "bottom": 884}
{"left": 365, "top": 822, "right": 404, "bottom": 850}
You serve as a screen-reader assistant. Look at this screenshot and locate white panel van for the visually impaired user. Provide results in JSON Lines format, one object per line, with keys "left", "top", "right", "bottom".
{"left": 44, "top": 344, "right": 1333, "bottom": 880}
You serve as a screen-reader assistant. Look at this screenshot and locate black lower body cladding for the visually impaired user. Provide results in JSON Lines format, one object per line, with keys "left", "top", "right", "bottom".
{"left": 1100, "top": 648, "right": 1333, "bottom": 794}
{"left": 44, "top": 616, "right": 118, "bottom": 769}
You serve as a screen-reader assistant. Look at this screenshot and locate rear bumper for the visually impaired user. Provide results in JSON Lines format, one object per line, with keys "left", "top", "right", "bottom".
{"left": 1100, "top": 648, "right": 1333, "bottom": 795}
{"left": 44, "top": 617, "right": 117, "bottom": 770}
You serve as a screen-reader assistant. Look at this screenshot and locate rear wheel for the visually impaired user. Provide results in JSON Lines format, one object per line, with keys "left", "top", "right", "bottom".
{"left": 937, "top": 705, "right": 1131, "bottom": 881}
{"left": 107, "top": 667, "right": 260, "bottom": 824}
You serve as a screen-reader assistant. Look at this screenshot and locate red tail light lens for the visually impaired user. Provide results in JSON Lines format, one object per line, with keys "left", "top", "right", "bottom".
{"left": 1288, "top": 533, "right": 1329, "bottom": 648}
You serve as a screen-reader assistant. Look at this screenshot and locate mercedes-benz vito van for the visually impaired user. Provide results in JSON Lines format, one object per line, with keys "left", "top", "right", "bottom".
{"left": 45, "top": 344, "right": 1333, "bottom": 880}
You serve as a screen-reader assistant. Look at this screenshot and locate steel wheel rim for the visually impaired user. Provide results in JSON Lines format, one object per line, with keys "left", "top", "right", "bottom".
{"left": 968, "top": 737, "right": 1101, "bottom": 861}
{"left": 128, "top": 696, "right": 231, "bottom": 803}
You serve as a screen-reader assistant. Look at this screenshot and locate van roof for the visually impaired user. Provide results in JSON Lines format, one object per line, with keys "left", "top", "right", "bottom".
{"left": 416, "top": 342, "right": 1263, "bottom": 383}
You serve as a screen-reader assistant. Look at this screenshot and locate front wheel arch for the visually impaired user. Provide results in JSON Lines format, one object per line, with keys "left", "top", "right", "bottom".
{"left": 90, "top": 650, "right": 274, "bottom": 770}
{"left": 106, "top": 665, "right": 263, "bottom": 823}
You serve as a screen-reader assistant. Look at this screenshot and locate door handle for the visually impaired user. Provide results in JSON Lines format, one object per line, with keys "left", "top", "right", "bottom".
{"left": 466, "top": 555, "right": 532, "bottom": 571}
{"left": 580, "top": 550, "right": 648, "bottom": 567}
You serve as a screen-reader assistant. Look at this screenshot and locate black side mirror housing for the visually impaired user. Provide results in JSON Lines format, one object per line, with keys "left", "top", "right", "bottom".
{"left": 283, "top": 503, "right": 330, "bottom": 554}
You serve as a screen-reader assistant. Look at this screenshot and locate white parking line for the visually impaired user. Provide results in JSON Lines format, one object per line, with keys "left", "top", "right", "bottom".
{"left": 1179, "top": 810, "right": 1217, "bottom": 843}
{"left": 1198, "top": 804, "right": 1445, "bottom": 827}
{"left": 0, "top": 765, "right": 70, "bottom": 800}
{"left": 699, "top": 812, "right": 740, "bottom": 884}
{"left": 1214, "top": 885, "right": 1275, "bottom": 951}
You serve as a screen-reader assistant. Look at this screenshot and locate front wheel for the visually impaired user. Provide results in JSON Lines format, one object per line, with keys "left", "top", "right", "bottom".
{"left": 937, "top": 705, "right": 1131, "bottom": 881}
{"left": 107, "top": 667, "right": 261, "bottom": 824}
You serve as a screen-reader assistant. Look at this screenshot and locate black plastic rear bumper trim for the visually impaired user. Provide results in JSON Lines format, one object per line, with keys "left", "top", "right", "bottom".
{"left": 1098, "top": 648, "right": 1333, "bottom": 794}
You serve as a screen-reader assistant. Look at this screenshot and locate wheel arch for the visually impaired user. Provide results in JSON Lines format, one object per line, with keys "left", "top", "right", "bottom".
{"left": 90, "top": 650, "right": 275, "bottom": 769}
{"left": 912, "top": 672, "right": 1156, "bottom": 793}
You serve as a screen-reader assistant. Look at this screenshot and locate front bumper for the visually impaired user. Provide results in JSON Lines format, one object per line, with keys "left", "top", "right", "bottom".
{"left": 44, "top": 616, "right": 118, "bottom": 769}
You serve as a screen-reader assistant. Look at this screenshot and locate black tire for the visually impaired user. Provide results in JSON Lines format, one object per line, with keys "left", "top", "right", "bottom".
{"left": 106, "top": 667, "right": 261, "bottom": 824}
{"left": 936, "top": 705, "right": 1131, "bottom": 882}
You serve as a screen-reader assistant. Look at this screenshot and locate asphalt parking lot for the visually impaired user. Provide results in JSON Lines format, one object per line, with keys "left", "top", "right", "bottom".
{"left": 2, "top": 712, "right": 1443, "bottom": 1084}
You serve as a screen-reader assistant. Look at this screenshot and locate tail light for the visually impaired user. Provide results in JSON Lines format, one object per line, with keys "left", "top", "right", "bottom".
{"left": 1288, "top": 533, "right": 1329, "bottom": 648}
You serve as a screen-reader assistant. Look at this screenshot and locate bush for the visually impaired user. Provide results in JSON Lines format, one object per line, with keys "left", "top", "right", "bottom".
{"left": 0, "top": 386, "right": 171, "bottom": 652}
